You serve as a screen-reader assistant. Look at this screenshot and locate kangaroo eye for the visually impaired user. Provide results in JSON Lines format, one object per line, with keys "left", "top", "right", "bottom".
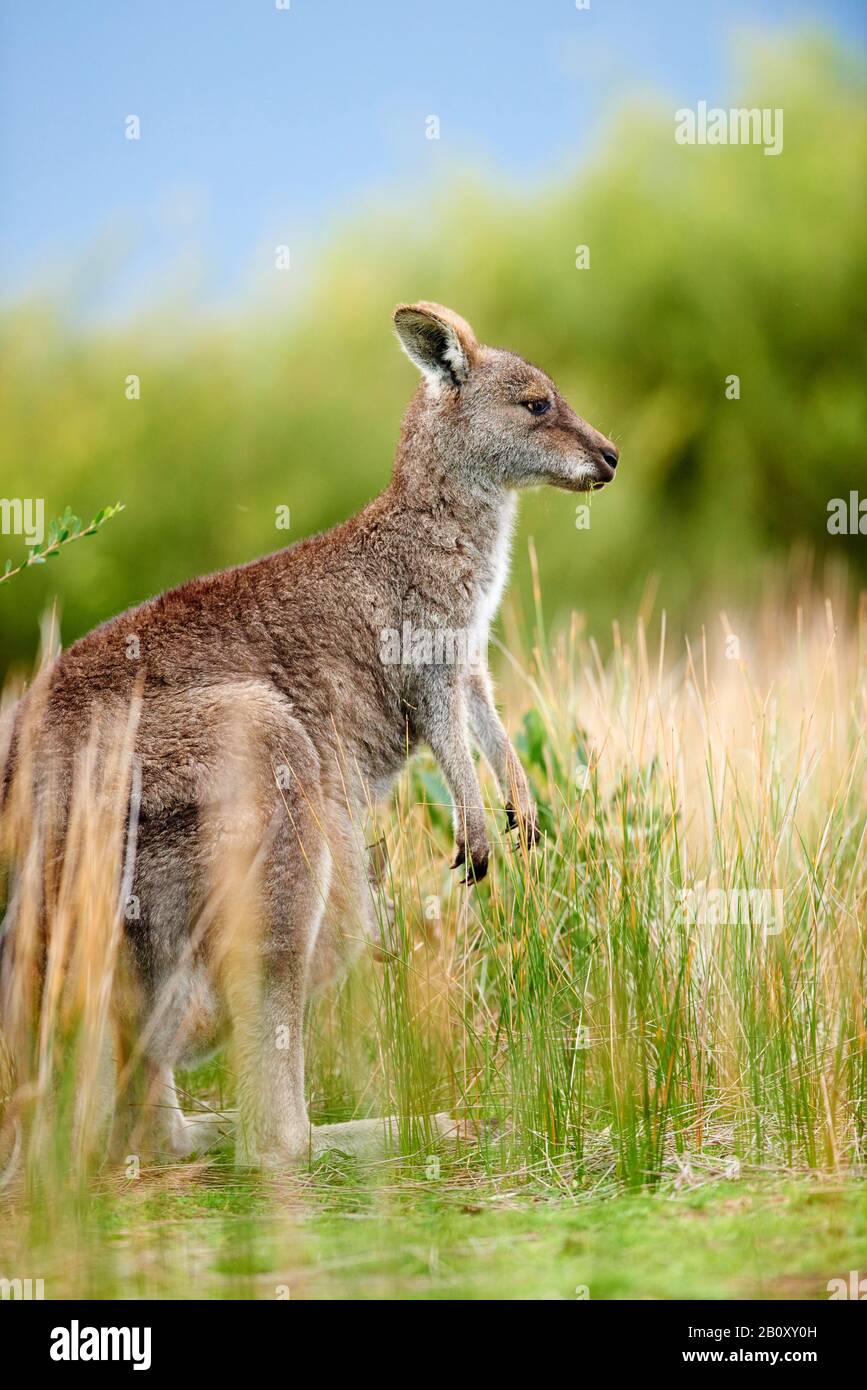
{"left": 523, "top": 398, "right": 551, "bottom": 416}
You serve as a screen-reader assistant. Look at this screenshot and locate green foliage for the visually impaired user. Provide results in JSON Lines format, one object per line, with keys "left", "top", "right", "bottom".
{"left": 0, "top": 38, "right": 864, "bottom": 671}
{"left": 0, "top": 503, "right": 124, "bottom": 586}
{"left": 2, "top": 1171, "right": 863, "bottom": 1299}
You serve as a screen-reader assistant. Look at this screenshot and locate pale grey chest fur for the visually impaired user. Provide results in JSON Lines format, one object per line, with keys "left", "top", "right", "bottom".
{"left": 382, "top": 499, "right": 513, "bottom": 723}
{"left": 471, "top": 494, "right": 516, "bottom": 650}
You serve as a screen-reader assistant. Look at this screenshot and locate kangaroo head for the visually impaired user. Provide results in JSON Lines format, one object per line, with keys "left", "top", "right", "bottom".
{"left": 393, "top": 301, "right": 619, "bottom": 493}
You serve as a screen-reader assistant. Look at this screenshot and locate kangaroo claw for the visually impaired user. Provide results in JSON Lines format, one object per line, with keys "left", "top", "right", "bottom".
{"left": 452, "top": 843, "right": 488, "bottom": 884}
{"left": 505, "top": 802, "right": 542, "bottom": 847}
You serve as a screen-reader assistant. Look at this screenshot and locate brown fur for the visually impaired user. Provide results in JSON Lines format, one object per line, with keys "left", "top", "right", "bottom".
{"left": 2, "top": 303, "right": 619, "bottom": 1165}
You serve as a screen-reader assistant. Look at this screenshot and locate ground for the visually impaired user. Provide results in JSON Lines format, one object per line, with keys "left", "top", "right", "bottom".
{"left": 6, "top": 1159, "right": 864, "bottom": 1300}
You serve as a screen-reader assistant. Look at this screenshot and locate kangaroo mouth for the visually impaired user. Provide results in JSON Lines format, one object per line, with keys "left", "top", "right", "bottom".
{"left": 554, "top": 467, "right": 615, "bottom": 493}
{"left": 550, "top": 453, "right": 617, "bottom": 492}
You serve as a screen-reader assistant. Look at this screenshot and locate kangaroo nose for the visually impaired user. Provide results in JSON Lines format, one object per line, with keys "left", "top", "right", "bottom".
{"left": 601, "top": 446, "right": 619, "bottom": 469}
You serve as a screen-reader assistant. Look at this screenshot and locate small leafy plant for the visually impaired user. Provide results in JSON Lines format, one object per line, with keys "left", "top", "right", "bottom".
{"left": 0, "top": 503, "right": 124, "bottom": 586}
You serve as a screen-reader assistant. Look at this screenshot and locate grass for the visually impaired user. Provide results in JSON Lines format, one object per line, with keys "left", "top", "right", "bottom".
{"left": 2, "top": 1162, "right": 863, "bottom": 1300}
{"left": 0, "top": 572, "right": 865, "bottom": 1299}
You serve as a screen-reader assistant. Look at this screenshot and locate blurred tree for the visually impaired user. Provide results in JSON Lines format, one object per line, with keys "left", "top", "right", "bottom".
{"left": 1, "top": 37, "right": 864, "bottom": 674}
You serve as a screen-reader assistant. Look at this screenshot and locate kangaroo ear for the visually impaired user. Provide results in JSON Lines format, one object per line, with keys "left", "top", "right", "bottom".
{"left": 393, "top": 302, "right": 478, "bottom": 390}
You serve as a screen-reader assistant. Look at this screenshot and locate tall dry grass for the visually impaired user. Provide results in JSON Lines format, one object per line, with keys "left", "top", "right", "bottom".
{"left": 311, "top": 572, "right": 866, "bottom": 1186}
{"left": 0, "top": 577, "right": 864, "bottom": 1215}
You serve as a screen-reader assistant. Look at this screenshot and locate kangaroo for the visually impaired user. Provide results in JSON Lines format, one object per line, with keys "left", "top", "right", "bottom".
{"left": 1, "top": 302, "right": 619, "bottom": 1167}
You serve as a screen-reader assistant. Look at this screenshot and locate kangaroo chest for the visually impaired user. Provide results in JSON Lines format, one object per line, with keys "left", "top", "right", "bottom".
{"left": 472, "top": 497, "right": 516, "bottom": 642}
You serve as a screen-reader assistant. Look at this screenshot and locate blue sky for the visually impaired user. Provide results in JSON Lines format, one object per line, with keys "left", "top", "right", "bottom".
{"left": 1, "top": 0, "right": 863, "bottom": 321}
